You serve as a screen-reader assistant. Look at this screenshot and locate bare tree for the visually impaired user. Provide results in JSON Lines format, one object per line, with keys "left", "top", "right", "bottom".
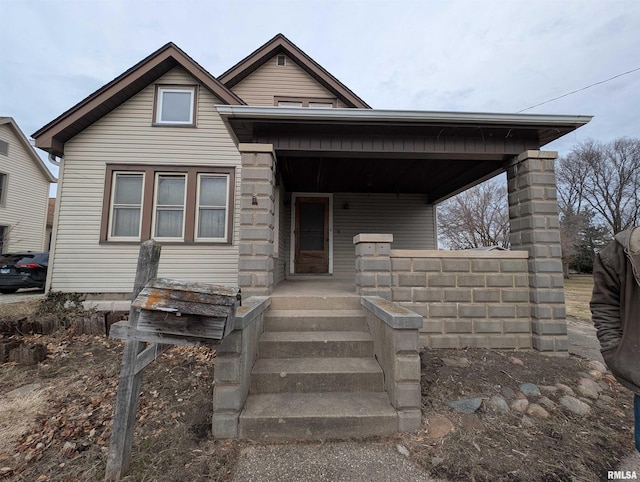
{"left": 558, "top": 138, "right": 640, "bottom": 235}
{"left": 437, "top": 177, "right": 510, "bottom": 250}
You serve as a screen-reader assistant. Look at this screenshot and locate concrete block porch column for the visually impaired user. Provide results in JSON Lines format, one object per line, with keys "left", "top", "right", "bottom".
{"left": 238, "top": 144, "right": 276, "bottom": 297}
{"left": 353, "top": 234, "right": 393, "bottom": 300}
{"left": 507, "top": 150, "right": 567, "bottom": 353}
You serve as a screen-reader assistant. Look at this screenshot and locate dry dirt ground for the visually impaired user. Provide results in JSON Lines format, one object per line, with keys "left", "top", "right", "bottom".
{"left": 1, "top": 285, "right": 637, "bottom": 481}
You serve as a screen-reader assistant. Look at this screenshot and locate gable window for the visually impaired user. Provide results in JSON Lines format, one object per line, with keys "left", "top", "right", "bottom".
{"left": 277, "top": 101, "right": 303, "bottom": 107}
{"left": 101, "top": 165, "right": 235, "bottom": 244}
{"left": 276, "top": 55, "right": 286, "bottom": 66}
{"left": 0, "top": 140, "right": 8, "bottom": 156}
{"left": 109, "top": 172, "right": 144, "bottom": 239}
{"left": 154, "top": 85, "right": 196, "bottom": 125}
{"left": 0, "top": 172, "right": 7, "bottom": 207}
{"left": 275, "top": 96, "right": 337, "bottom": 108}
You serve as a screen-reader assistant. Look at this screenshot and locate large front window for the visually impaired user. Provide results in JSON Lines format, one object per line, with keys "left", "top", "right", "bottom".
{"left": 102, "top": 165, "right": 234, "bottom": 243}
{"left": 153, "top": 174, "right": 186, "bottom": 239}
{"left": 109, "top": 172, "right": 144, "bottom": 239}
{"left": 196, "top": 174, "right": 229, "bottom": 241}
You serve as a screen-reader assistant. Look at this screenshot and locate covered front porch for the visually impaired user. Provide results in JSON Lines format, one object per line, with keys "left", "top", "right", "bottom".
{"left": 219, "top": 105, "right": 588, "bottom": 353}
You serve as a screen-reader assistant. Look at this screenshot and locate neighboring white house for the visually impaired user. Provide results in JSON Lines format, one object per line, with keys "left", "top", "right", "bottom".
{"left": 0, "top": 117, "right": 56, "bottom": 253}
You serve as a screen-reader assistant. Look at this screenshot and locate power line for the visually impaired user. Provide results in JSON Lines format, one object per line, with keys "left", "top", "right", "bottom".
{"left": 518, "top": 66, "right": 640, "bottom": 113}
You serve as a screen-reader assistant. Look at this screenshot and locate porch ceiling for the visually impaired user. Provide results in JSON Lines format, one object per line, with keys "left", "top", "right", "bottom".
{"left": 218, "top": 106, "right": 592, "bottom": 203}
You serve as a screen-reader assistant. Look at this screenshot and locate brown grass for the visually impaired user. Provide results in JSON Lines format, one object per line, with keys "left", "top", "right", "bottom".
{"left": 564, "top": 274, "right": 594, "bottom": 321}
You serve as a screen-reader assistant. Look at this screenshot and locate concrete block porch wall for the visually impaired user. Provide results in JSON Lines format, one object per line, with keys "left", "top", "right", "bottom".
{"left": 354, "top": 234, "right": 533, "bottom": 350}
{"left": 212, "top": 297, "right": 270, "bottom": 438}
{"left": 353, "top": 151, "right": 568, "bottom": 353}
{"left": 361, "top": 296, "right": 422, "bottom": 431}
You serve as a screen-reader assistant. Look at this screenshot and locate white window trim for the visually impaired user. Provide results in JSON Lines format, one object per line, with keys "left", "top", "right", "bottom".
{"left": 155, "top": 86, "right": 196, "bottom": 125}
{"left": 151, "top": 173, "right": 187, "bottom": 241}
{"left": 194, "top": 173, "right": 229, "bottom": 242}
{"left": 107, "top": 171, "right": 144, "bottom": 241}
{"left": 289, "top": 193, "right": 333, "bottom": 275}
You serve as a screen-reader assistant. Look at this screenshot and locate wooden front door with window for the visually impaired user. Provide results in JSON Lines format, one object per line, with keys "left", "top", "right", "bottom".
{"left": 294, "top": 196, "right": 329, "bottom": 274}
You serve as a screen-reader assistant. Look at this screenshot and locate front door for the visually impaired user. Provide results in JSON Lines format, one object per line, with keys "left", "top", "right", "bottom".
{"left": 294, "top": 196, "right": 329, "bottom": 274}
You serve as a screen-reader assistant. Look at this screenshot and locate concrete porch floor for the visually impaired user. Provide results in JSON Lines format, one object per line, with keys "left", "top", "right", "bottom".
{"left": 271, "top": 275, "right": 357, "bottom": 297}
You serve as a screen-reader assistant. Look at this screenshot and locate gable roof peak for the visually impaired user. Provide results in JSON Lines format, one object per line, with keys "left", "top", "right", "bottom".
{"left": 32, "top": 42, "right": 244, "bottom": 156}
{"left": 218, "top": 34, "right": 370, "bottom": 109}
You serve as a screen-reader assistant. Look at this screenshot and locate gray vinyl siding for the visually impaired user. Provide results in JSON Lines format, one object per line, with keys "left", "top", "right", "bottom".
{"left": 231, "top": 55, "right": 348, "bottom": 107}
{"left": 0, "top": 124, "right": 51, "bottom": 252}
{"left": 50, "top": 67, "right": 242, "bottom": 294}
{"left": 280, "top": 192, "right": 435, "bottom": 277}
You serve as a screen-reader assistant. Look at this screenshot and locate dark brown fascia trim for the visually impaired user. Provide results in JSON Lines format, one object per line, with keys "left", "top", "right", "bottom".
{"left": 33, "top": 43, "right": 244, "bottom": 156}
{"left": 218, "top": 33, "right": 371, "bottom": 109}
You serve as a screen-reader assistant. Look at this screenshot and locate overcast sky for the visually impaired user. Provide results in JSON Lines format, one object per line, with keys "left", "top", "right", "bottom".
{"left": 2, "top": 0, "right": 639, "bottom": 185}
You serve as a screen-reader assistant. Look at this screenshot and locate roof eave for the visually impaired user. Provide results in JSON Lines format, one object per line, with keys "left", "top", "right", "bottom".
{"left": 32, "top": 42, "right": 245, "bottom": 156}
{"left": 216, "top": 105, "right": 592, "bottom": 128}
{"left": 0, "top": 118, "right": 57, "bottom": 182}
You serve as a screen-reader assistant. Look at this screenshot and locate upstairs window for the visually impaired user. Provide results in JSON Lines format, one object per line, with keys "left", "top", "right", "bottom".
{"left": 154, "top": 86, "right": 196, "bottom": 125}
{"left": 0, "top": 140, "right": 8, "bottom": 156}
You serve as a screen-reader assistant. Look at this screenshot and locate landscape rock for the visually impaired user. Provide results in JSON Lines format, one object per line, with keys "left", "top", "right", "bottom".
{"left": 588, "top": 360, "right": 607, "bottom": 374}
{"left": 448, "top": 398, "right": 482, "bottom": 414}
{"left": 588, "top": 369, "right": 603, "bottom": 380}
{"left": 510, "top": 399, "right": 529, "bottom": 413}
{"left": 527, "top": 403, "right": 550, "bottom": 419}
{"left": 426, "top": 415, "right": 455, "bottom": 439}
{"left": 442, "top": 357, "right": 471, "bottom": 368}
{"left": 508, "top": 356, "right": 524, "bottom": 366}
{"left": 500, "top": 387, "right": 515, "bottom": 400}
{"left": 397, "top": 445, "right": 410, "bottom": 457}
{"left": 539, "top": 385, "right": 558, "bottom": 395}
{"left": 460, "top": 413, "right": 484, "bottom": 431}
{"left": 519, "top": 383, "right": 541, "bottom": 397}
{"left": 560, "top": 395, "right": 592, "bottom": 416}
{"left": 577, "top": 378, "right": 602, "bottom": 400}
{"left": 537, "top": 396, "right": 556, "bottom": 411}
{"left": 556, "top": 383, "right": 576, "bottom": 396}
{"left": 487, "top": 394, "right": 510, "bottom": 414}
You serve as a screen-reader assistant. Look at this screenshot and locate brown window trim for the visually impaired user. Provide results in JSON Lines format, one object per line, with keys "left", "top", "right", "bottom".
{"left": 100, "top": 164, "right": 235, "bottom": 244}
{"left": 0, "top": 172, "right": 7, "bottom": 207}
{"left": 152, "top": 84, "right": 199, "bottom": 127}
{"left": 274, "top": 96, "right": 337, "bottom": 107}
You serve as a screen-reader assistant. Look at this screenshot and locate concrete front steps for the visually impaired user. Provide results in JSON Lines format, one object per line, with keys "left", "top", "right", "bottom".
{"left": 238, "top": 294, "right": 398, "bottom": 440}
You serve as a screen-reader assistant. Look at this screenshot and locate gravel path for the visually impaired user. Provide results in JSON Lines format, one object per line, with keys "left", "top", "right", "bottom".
{"left": 232, "top": 442, "right": 443, "bottom": 482}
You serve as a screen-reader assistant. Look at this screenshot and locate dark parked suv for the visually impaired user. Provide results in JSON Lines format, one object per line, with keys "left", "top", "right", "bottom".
{"left": 0, "top": 252, "right": 49, "bottom": 293}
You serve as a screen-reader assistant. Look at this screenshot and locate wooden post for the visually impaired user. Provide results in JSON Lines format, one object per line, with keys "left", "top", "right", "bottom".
{"left": 105, "top": 240, "right": 161, "bottom": 480}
